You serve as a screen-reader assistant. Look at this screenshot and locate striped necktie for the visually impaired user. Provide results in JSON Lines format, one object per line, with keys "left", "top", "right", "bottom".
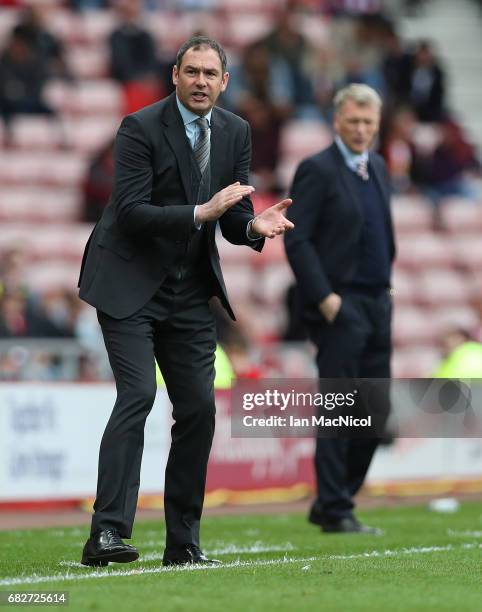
{"left": 193, "top": 117, "right": 210, "bottom": 175}
{"left": 356, "top": 157, "right": 369, "bottom": 181}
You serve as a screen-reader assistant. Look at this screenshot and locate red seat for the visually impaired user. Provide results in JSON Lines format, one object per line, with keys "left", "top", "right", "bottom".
{"left": 440, "top": 199, "right": 482, "bottom": 233}
{"left": 396, "top": 234, "right": 455, "bottom": 269}
{"left": 24, "top": 261, "right": 81, "bottom": 293}
{"left": 392, "top": 195, "right": 433, "bottom": 233}
{"left": 392, "top": 346, "right": 440, "bottom": 378}
{"left": 417, "top": 269, "right": 472, "bottom": 306}
{"left": 0, "top": 188, "right": 80, "bottom": 222}
{"left": 0, "top": 151, "right": 87, "bottom": 188}
{"left": 392, "top": 306, "right": 438, "bottom": 347}
{"left": 451, "top": 235, "right": 482, "bottom": 273}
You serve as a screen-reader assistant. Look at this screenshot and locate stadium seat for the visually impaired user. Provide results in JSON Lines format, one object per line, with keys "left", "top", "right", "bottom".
{"left": 23, "top": 261, "right": 82, "bottom": 293}
{"left": 74, "top": 10, "right": 117, "bottom": 45}
{"left": 220, "top": 264, "right": 255, "bottom": 300}
{"left": 396, "top": 234, "right": 456, "bottom": 269}
{"left": 29, "top": 224, "right": 93, "bottom": 262}
{"left": 0, "top": 151, "right": 87, "bottom": 188}
{"left": 10, "top": 116, "right": 63, "bottom": 149}
{"left": 392, "top": 306, "right": 439, "bottom": 347}
{"left": 391, "top": 346, "right": 441, "bottom": 378}
{"left": 64, "top": 80, "right": 123, "bottom": 116}
{"left": 217, "top": 235, "right": 257, "bottom": 264}
{"left": 391, "top": 195, "right": 434, "bottom": 233}
{"left": 65, "top": 116, "right": 120, "bottom": 153}
{"left": 417, "top": 269, "right": 472, "bottom": 306}
{"left": 431, "top": 305, "right": 480, "bottom": 336}
{"left": 0, "top": 223, "right": 93, "bottom": 262}
{"left": 67, "top": 45, "right": 109, "bottom": 79}
{"left": 256, "top": 263, "right": 294, "bottom": 305}
{"left": 280, "top": 119, "right": 332, "bottom": 159}
{"left": 255, "top": 236, "right": 287, "bottom": 265}
{"left": 0, "top": 188, "right": 81, "bottom": 222}
{"left": 440, "top": 198, "right": 482, "bottom": 233}
{"left": 451, "top": 235, "right": 482, "bottom": 273}
{"left": 227, "top": 13, "right": 273, "bottom": 48}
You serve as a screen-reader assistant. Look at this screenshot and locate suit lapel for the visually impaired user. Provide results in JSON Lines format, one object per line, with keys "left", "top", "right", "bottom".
{"left": 209, "top": 108, "right": 228, "bottom": 196}
{"left": 161, "top": 94, "right": 194, "bottom": 205}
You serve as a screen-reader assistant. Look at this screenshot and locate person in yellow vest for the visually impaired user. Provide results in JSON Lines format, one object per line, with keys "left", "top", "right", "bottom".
{"left": 435, "top": 328, "right": 482, "bottom": 378}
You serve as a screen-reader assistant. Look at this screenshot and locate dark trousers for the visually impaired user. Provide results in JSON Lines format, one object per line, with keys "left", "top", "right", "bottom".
{"left": 91, "top": 280, "right": 216, "bottom": 550}
{"left": 308, "top": 288, "right": 391, "bottom": 524}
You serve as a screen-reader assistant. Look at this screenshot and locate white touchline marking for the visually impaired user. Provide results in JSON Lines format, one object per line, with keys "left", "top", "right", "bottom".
{"left": 4, "top": 542, "right": 482, "bottom": 587}
{"left": 448, "top": 529, "right": 482, "bottom": 538}
{"left": 58, "top": 543, "right": 296, "bottom": 566}
{"left": 328, "top": 542, "right": 482, "bottom": 560}
{"left": 209, "top": 543, "right": 295, "bottom": 555}
{"left": 0, "top": 556, "right": 317, "bottom": 587}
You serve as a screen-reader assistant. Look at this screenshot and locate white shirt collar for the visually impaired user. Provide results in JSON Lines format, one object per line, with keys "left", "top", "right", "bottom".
{"left": 176, "top": 96, "right": 212, "bottom": 127}
{"left": 335, "top": 135, "right": 369, "bottom": 173}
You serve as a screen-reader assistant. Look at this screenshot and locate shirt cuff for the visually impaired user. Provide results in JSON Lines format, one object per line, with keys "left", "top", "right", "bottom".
{"left": 246, "top": 217, "right": 263, "bottom": 241}
{"left": 193, "top": 205, "right": 202, "bottom": 230}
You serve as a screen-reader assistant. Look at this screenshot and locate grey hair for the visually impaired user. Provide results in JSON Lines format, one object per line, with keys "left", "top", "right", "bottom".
{"left": 334, "top": 84, "right": 382, "bottom": 113}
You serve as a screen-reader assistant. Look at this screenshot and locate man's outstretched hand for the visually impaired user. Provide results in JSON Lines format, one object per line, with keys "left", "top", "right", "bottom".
{"left": 251, "top": 199, "right": 294, "bottom": 239}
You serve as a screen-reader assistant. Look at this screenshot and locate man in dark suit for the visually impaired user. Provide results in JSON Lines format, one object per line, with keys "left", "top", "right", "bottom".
{"left": 284, "top": 84, "right": 395, "bottom": 534}
{"left": 78, "top": 36, "right": 293, "bottom": 567}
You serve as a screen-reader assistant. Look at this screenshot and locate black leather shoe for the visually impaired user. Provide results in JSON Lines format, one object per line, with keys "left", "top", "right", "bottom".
{"left": 308, "top": 502, "right": 324, "bottom": 527}
{"left": 321, "top": 517, "right": 384, "bottom": 535}
{"left": 81, "top": 529, "right": 139, "bottom": 567}
{"left": 162, "top": 544, "right": 221, "bottom": 567}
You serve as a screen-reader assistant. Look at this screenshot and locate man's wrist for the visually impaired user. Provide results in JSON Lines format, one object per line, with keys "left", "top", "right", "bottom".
{"left": 247, "top": 217, "right": 262, "bottom": 241}
{"left": 193, "top": 205, "right": 202, "bottom": 230}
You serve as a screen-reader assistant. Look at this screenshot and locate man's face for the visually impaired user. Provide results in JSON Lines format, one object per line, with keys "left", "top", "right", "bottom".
{"left": 334, "top": 98, "right": 380, "bottom": 154}
{"left": 173, "top": 46, "right": 229, "bottom": 116}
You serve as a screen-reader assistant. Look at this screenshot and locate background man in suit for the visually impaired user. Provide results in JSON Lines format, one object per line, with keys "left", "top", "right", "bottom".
{"left": 78, "top": 36, "right": 293, "bottom": 567}
{"left": 284, "top": 84, "right": 395, "bottom": 534}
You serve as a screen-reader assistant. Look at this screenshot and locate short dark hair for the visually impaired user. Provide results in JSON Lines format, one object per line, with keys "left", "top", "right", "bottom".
{"left": 176, "top": 36, "right": 227, "bottom": 74}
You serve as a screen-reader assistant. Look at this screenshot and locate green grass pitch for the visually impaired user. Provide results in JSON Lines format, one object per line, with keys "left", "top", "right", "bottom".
{"left": 1, "top": 503, "right": 482, "bottom": 611}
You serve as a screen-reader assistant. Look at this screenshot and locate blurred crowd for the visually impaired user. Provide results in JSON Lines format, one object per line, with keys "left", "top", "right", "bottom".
{"left": 1, "top": 0, "right": 482, "bottom": 380}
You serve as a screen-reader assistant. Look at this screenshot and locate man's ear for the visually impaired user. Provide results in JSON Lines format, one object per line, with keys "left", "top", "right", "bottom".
{"left": 172, "top": 65, "right": 178, "bottom": 86}
{"left": 220, "top": 71, "right": 230, "bottom": 92}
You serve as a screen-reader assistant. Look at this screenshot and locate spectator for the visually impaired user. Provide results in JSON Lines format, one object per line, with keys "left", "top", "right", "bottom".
{"left": 109, "top": 0, "right": 163, "bottom": 114}
{"left": 18, "top": 5, "right": 73, "bottom": 82}
{"left": 0, "top": 25, "right": 56, "bottom": 136}
{"left": 407, "top": 40, "right": 445, "bottom": 122}
{"left": 411, "top": 118, "right": 480, "bottom": 208}
{"left": 70, "top": 0, "right": 108, "bottom": 10}
{"left": 381, "top": 28, "right": 412, "bottom": 111}
{"left": 229, "top": 42, "right": 294, "bottom": 192}
{"left": 0, "top": 289, "right": 71, "bottom": 338}
{"left": 435, "top": 328, "right": 482, "bottom": 378}
{"left": 380, "top": 106, "right": 417, "bottom": 193}
{"left": 256, "top": 0, "right": 317, "bottom": 113}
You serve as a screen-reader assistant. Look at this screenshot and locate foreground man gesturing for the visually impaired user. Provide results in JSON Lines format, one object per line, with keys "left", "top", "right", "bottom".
{"left": 78, "top": 36, "right": 293, "bottom": 567}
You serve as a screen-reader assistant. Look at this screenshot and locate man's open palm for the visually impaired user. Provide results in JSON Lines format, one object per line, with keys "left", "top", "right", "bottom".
{"left": 252, "top": 199, "right": 294, "bottom": 238}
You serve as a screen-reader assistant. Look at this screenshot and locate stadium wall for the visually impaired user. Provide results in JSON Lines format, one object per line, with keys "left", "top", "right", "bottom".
{"left": 1, "top": 384, "right": 481, "bottom": 507}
